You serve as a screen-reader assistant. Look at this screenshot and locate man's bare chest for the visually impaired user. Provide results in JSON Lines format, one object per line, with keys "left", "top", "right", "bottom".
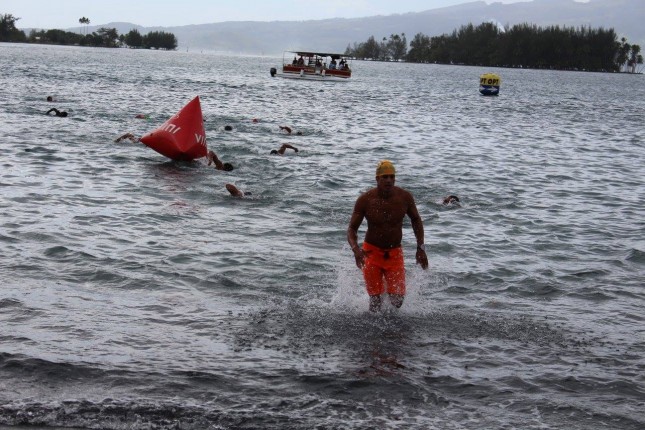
{"left": 365, "top": 197, "right": 407, "bottom": 224}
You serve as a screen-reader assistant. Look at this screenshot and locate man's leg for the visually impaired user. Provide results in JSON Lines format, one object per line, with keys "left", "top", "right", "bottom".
{"left": 363, "top": 257, "right": 385, "bottom": 312}
{"left": 389, "top": 294, "right": 404, "bottom": 308}
{"left": 369, "top": 295, "right": 382, "bottom": 312}
{"left": 384, "top": 249, "right": 406, "bottom": 309}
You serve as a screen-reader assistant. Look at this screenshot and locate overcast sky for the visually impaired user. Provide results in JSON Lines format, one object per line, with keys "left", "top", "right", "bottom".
{"left": 4, "top": 0, "right": 588, "bottom": 29}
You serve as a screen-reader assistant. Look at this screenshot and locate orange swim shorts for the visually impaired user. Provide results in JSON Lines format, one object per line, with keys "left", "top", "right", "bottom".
{"left": 361, "top": 242, "right": 406, "bottom": 296}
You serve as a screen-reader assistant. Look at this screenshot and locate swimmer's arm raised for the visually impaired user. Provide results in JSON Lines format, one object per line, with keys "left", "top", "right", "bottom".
{"left": 207, "top": 150, "right": 224, "bottom": 169}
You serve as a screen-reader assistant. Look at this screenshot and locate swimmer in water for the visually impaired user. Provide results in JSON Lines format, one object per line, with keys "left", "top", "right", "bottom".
{"left": 270, "top": 143, "right": 298, "bottom": 155}
{"left": 442, "top": 195, "right": 460, "bottom": 205}
{"left": 224, "top": 125, "right": 233, "bottom": 131}
{"left": 207, "top": 150, "right": 234, "bottom": 171}
{"left": 279, "top": 125, "right": 302, "bottom": 135}
{"left": 114, "top": 133, "right": 140, "bottom": 143}
{"left": 225, "top": 183, "right": 251, "bottom": 197}
{"left": 46, "top": 108, "right": 67, "bottom": 117}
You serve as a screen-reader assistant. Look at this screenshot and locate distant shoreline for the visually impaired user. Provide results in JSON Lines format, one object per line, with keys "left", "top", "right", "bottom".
{"left": 352, "top": 58, "right": 644, "bottom": 75}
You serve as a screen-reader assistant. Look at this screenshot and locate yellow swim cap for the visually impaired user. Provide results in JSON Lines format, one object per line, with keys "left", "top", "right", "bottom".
{"left": 376, "top": 160, "right": 396, "bottom": 176}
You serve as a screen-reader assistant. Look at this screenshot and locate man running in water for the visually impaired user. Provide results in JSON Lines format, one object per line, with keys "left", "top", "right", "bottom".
{"left": 347, "top": 160, "right": 428, "bottom": 312}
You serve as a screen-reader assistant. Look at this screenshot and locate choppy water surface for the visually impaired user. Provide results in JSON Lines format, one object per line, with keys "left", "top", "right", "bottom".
{"left": 0, "top": 43, "right": 644, "bottom": 429}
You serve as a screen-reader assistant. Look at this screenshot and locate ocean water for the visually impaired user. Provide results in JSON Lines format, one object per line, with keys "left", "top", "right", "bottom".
{"left": 0, "top": 42, "right": 644, "bottom": 430}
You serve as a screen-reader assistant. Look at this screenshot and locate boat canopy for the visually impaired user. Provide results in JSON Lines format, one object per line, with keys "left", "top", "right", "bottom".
{"left": 289, "top": 51, "right": 350, "bottom": 60}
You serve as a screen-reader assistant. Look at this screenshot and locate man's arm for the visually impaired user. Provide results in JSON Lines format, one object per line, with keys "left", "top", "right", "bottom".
{"left": 225, "top": 183, "right": 244, "bottom": 197}
{"left": 115, "top": 133, "right": 137, "bottom": 143}
{"left": 278, "top": 144, "right": 298, "bottom": 154}
{"left": 207, "top": 151, "right": 225, "bottom": 169}
{"left": 347, "top": 197, "right": 366, "bottom": 269}
{"left": 408, "top": 197, "right": 429, "bottom": 270}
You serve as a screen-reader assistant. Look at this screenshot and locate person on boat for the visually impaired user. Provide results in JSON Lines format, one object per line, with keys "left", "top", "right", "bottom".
{"left": 329, "top": 58, "right": 337, "bottom": 69}
{"left": 114, "top": 132, "right": 140, "bottom": 143}
{"left": 207, "top": 150, "right": 234, "bottom": 171}
{"left": 315, "top": 58, "right": 322, "bottom": 68}
{"left": 443, "top": 195, "right": 460, "bottom": 206}
{"left": 46, "top": 108, "right": 67, "bottom": 117}
{"left": 270, "top": 144, "right": 298, "bottom": 155}
{"left": 292, "top": 56, "right": 298, "bottom": 65}
{"left": 347, "top": 160, "right": 428, "bottom": 312}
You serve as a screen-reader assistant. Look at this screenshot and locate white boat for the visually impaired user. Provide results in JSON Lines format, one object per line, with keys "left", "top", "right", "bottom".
{"left": 270, "top": 51, "right": 352, "bottom": 82}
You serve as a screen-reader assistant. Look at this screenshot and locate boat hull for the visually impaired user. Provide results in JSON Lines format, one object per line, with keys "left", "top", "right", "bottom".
{"left": 276, "top": 71, "right": 350, "bottom": 82}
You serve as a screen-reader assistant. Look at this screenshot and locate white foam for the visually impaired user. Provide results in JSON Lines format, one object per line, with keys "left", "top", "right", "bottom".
{"left": 329, "top": 245, "right": 439, "bottom": 316}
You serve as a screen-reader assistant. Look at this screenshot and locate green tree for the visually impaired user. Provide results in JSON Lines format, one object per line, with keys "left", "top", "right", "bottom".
{"left": 83, "top": 31, "right": 103, "bottom": 47}
{"left": 125, "top": 28, "right": 143, "bottom": 48}
{"left": 28, "top": 28, "right": 83, "bottom": 45}
{"left": 628, "top": 44, "right": 641, "bottom": 73}
{"left": 427, "top": 33, "right": 458, "bottom": 64}
{"left": 378, "top": 37, "right": 388, "bottom": 60}
{"left": 350, "top": 22, "right": 625, "bottom": 72}
{"left": 386, "top": 33, "right": 407, "bottom": 61}
{"left": 616, "top": 37, "right": 631, "bottom": 71}
{"left": 361, "top": 35, "right": 380, "bottom": 60}
{"left": 143, "top": 31, "right": 178, "bottom": 50}
{"left": 407, "top": 32, "right": 431, "bottom": 62}
{"left": 96, "top": 27, "right": 118, "bottom": 47}
{"left": 0, "top": 13, "right": 27, "bottom": 42}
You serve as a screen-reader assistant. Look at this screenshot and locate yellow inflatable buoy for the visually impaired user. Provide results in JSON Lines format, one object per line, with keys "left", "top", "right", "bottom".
{"left": 479, "top": 73, "right": 501, "bottom": 96}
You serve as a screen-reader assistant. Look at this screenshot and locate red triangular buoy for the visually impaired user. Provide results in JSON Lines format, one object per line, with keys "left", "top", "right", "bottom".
{"left": 140, "top": 96, "right": 207, "bottom": 161}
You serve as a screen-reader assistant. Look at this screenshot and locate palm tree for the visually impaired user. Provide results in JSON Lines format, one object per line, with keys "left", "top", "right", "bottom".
{"left": 78, "top": 17, "right": 90, "bottom": 35}
{"left": 629, "top": 44, "right": 641, "bottom": 73}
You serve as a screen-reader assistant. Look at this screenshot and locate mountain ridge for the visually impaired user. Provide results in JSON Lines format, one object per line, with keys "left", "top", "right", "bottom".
{"left": 25, "top": 0, "right": 644, "bottom": 55}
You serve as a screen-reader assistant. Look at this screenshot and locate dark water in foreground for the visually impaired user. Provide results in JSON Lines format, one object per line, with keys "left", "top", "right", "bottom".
{"left": 0, "top": 43, "right": 644, "bottom": 429}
